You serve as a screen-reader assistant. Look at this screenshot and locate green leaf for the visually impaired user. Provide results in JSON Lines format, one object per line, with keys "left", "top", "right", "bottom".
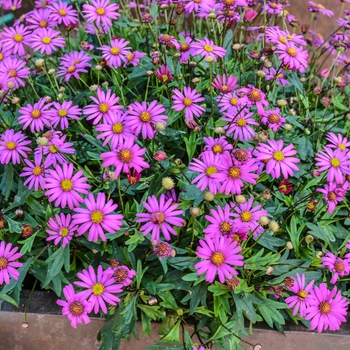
{"left": 184, "top": 132, "right": 198, "bottom": 160}
{"left": 136, "top": 259, "right": 148, "bottom": 289}
{"left": 138, "top": 304, "right": 164, "bottom": 321}
{"left": 0, "top": 163, "right": 14, "bottom": 200}
{"left": 42, "top": 246, "right": 68, "bottom": 288}
{"left": 295, "top": 137, "right": 314, "bottom": 160}
{"left": 0, "top": 293, "right": 19, "bottom": 307}
{"left": 161, "top": 321, "right": 181, "bottom": 342}
{"left": 82, "top": 134, "right": 104, "bottom": 152}
{"left": 145, "top": 341, "right": 184, "bottom": 350}
{"left": 208, "top": 281, "right": 230, "bottom": 296}
{"left": 286, "top": 216, "right": 305, "bottom": 257}
{"left": 3, "top": 215, "right": 21, "bottom": 233}
{"left": 189, "top": 282, "right": 207, "bottom": 314}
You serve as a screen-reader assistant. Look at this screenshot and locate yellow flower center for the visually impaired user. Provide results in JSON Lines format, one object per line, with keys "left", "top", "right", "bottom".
{"left": 60, "top": 228, "right": 69, "bottom": 237}
{"left": 228, "top": 166, "right": 241, "bottom": 179}
{"left": 297, "top": 289, "right": 307, "bottom": 300}
{"left": 236, "top": 118, "right": 246, "bottom": 127}
{"left": 268, "top": 114, "right": 280, "bottom": 124}
{"left": 127, "top": 53, "right": 135, "bottom": 61}
{"left": 69, "top": 301, "right": 84, "bottom": 316}
{"left": 91, "top": 210, "right": 104, "bottom": 224}
{"left": 210, "top": 251, "right": 225, "bottom": 266}
{"left": 204, "top": 45, "right": 213, "bottom": 52}
{"left": 6, "top": 141, "right": 16, "bottom": 150}
{"left": 334, "top": 260, "right": 345, "bottom": 273}
{"left": 193, "top": 0, "right": 201, "bottom": 3}
{"left": 118, "top": 148, "right": 133, "bottom": 163}
{"left": 338, "top": 143, "right": 346, "bottom": 151}
{"left": 58, "top": 9, "right": 67, "bottom": 16}
{"left": 42, "top": 37, "right": 51, "bottom": 44}
{"left": 212, "top": 144, "right": 223, "bottom": 154}
{"left": 273, "top": 151, "right": 285, "bottom": 162}
{"left": 39, "top": 20, "right": 48, "bottom": 27}
{"left": 0, "top": 257, "right": 9, "bottom": 270}
{"left": 222, "top": 85, "right": 228, "bottom": 91}
{"left": 286, "top": 48, "right": 297, "bottom": 57}
{"left": 247, "top": 90, "right": 261, "bottom": 102}
{"left": 140, "top": 111, "right": 151, "bottom": 122}
{"left": 67, "top": 65, "right": 76, "bottom": 73}
{"left": 58, "top": 109, "right": 68, "bottom": 117}
{"left": 319, "top": 301, "right": 331, "bottom": 315}
{"left": 92, "top": 282, "right": 105, "bottom": 296}
{"left": 224, "top": 0, "right": 235, "bottom": 5}
{"left": 0, "top": 53, "right": 3, "bottom": 61}
{"left": 205, "top": 166, "right": 218, "bottom": 176}
{"left": 31, "top": 109, "right": 41, "bottom": 119}
{"left": 150, "top": 211, "right": 166, "bottom": 224}
{"left": 112, "top": 122, "right": 124, "bottom": 134}
{"left": 96, "top": 7, "right": 105, "bottom": 15}
{"left": 180, "top": 43, "right": 189, "bottom": 52}
{"left": 270, "top": 3, "right": 278, "bottom": 8}
{"left": 241, "top": 211, "right": 252, "bottom": 222}
{"left": 219, "top": 221, "right": 232, "bottom": 234}
{"left": 99, "top": 103, "right": 109, "bottom": 113}
{"left": 14, "top": 34, "right": 23, "bottom": 42}
{"left": 110, "top": 47, "right": 120, "bottom": 55}
{"left": 49, "top": 145, "right": 58, "bottom": 153}
{"left": 9, "top": 69, "right": 17, "bottom": 77}
{"left": 183, "top": 98, "right": 192, "bottom": 107}
{"left": 161, "top": 75, "right": 169, "bottom": 83}
{"left": 330, "top": 157, "right": 340, "bottom": 168}
{"left": 60, "top": 179, "right": 73, "bottom": 192}
{"left": 33, "top": 166, "right": 42, "bottom": 176}
{"left": 230, "top": 97, "right": 238, "bottom": 106}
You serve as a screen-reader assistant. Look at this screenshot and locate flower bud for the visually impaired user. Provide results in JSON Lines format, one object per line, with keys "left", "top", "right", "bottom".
{"left": 89, "top": 84, "right": 98, "bottom": 92}
{"left": 305, "top": 235, "right": 314, "bottom": 244}
{"left": 277, "top": 99, "right": 288, "bottom": 107}
{"left": 190, "top": 207, "right": 201, "bottom": 217}
{"left": 256, "top": 70, "right": 267, "bottom": 77}
{"left": 208, "top": 12, "right": 216, "bottom": 19}
{"left": 59, "top": 86, "right": 65, "bottom": 92}
{"left": 170, "top": 249, "right": 176, "bottom": 258}
{"left": 6, "top": 81, "right": 15, "bottom": 89}
{"left": 35, "top": 59, "right": 44, "bottom": 67}
{"left": 313, "top": 86, "right": 322, "bottom": 95}
{"left": 11, "top": 96, "right": 20, "bottom": 104}
{"left": 214, "top": 127, "right": 225, "bottom": 134}
{"left": 48, "top": 69, "right": 55, "bottom": 75}
{"left": 148, "top": 296, "right": 158, "bottom": 305}
{"left": 57, "top": 93, "right": 63, "bottom": 100}
{"left": 21, "top": 224, "right": 33, "bottom": 237}
{"left": 15, "top": 209, "right": 23, "bottom": 217}
{"left": 266, "top": 266, "right": 274, "bottom": 275}
{"left": 268, "top": 220, "right": 279, "bottom": 232}
{"left": 146, "top": 70, "right": 154, "bottom": 76}
{"left": 262, "top": 189, "right": 271, "bottom": 200}
{"left": 205, "top": 56, "right": 215, "bottom": 63}
{"left": 305, "top": 128, "right": 311, "bottom": 135}
{"left": 306, "top": 200, "right": 317, "bottom": 211}
{"left": 153, "top": 150, "right": 167, "bottom": 161}
{"left": 36, "top": 137, "right": 49, "bottom": 146}
{"left": 300, "top": 77, "right": 307, "bottom": 83}
{"left": 109, "top": 259, "right": 120, "bottom": 268}
{"left": 95, "top": 64, "right": 103, "bottom": 71}
{"left": 284, "top": 123, "right": 293, "bottom": 131}
{"left": 45, "top": 96, "right": 52, "bottom": 103}
{"left": 235, "top": 195, "right": 246, "bottom": 204}
{"left": 286, "top": 241, "right": 293, "bottom": 250}
{"left": 155, "top": 122, "right": 166, "bottom": 131}
{"left": 255, "top": 130, "right": 269, "bottom": 142}
{"left": 204, "top": 191, "right": 215, "bottom": 201}
{"left": 102, "top": 82, "right": 108, "bottom": 87}
{"left": 312, "top": 170, "right": 320, "bottom": 178}
{"left": 316, "top": 251, "right": 323, "bottom": 259}
{"left": 264, "top": 61, "right": 272, "bottom": 68}
{"left": 192, "top": 77, "right": 200, "bottom": 84}
{"left": 21, "top": 322, "right": 29, "bottom": 328}
{"left": 162, "top": 177, "right": 175, "bottom": 190}
{"left": 259, "top": 215, "right": 269, "bottom": 226}
{"left": 226, "top": 276, "right": 240, "bottom": 290}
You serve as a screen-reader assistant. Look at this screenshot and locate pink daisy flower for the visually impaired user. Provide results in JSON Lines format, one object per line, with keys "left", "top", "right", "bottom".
{"left": 1, "top": 24, "right": 31, "bottom": 57}
{"left": 263, "top": 1, "right": 282, "bottom": 14}
{"left": 222, "top": 109, "right": 258, "bottom": 141}
{"left": 124, "top": 51, "right": 146, "bottom": 67}
{"left": 263, "top": 67, "right": 290, "bottom": 86}
{"left": 191, "top": 37, "right": 226, "bottom": 62}
{"left": 326, "top": 132, "right": 350, "bottom": 152}
{"left": 261, "top": 108, "right": 286, "bottom": 132}
{"left": 60, "top": 51, "right": 92, "bottom": 67}
{"left": 26, "top": 8, "right": 57, "bottom": 31}
{"left": 231, "top": 196, "right": 268, "bottom": 237}
{"left": 34, "top": 0, "right": 56, "bottom": 9}
{"left": 56, "top": 284, "right": 92, "bottom": 329}
{"left": 83, "top": 88, "right": 124, "bottom": 125}
{"left": 85, "top": 23, "right": 109, "bottom": 36}
{"left": 3, "top": 0, "right": 22, "bottom": 11}
{"left": 113, "top": 265, "right": 136, "bottom": 287}
{"left": 217, "top": 92, "right": 239, "bottom": 113}
{"left": 0, "top": 129, "right": 31, "bottom": 165}
{"left": 20, "top": 154, "right": 45, "bottom": 191}
{"left": 126, "top": 100, "right": 167, "bottom": 139}
{"left": 308, "top": 1, "right": 334, "bottom": 17}
{"left": 322, "top": 253, "right": 350, "bottom": 284}
{"left": 153, "top": 241, "right": 173, "bottom": 258}
{"left": 315, "top": 147, "right": 350, "bottom": 184}
{"left": 50, "top": 101, "right": 82, "bottom": 130}
{"left": 178, "top": 37, "right": 193, "bottom": 64}
{"left": 211, "top": 74, "right": 238, "bottom": 94}
{"left": 82, "top": 0, "right": 120, "bottom": 28}
{"left": 41, "top": 135, "right": 75, "bottom": 167}
{"left": 194, "top": 235, "right": 244, "bottom": 283}
{"left": 72, "top": 193, "right": 124, "bottom": 243}
{"left": 184, "top": 0, "right": 213, "bottom": 14}
{"left": 317, "top": 183, "right": 345, "bottom": 214}
{"left": 284, "top": 273, "right": 315, "bottom": 317}
{"left": 48, "top": 1, "right": 78, "bottom": 27}
{"left": 46, "top": 213, "right": 77, "bottom": 247}
{"left": 156, "top": 65, "right": 174, "bottom": 83}
{"left": 96, "top": 112, "right": 135, "bottom": 149}
{"left": 18, "top": 98, "right": 53, "bottom": 133}
{"left": 0, "top": 241, "right": 23, "bottom": 285}
{"left": 189, "top": 151, "right": 222, "bottom": 194}
{"left": 237, "top": 85, "right": 269, "bottom": 115}
{"left": 29, "top": 27, "right": 65, "bottom": 55}
{"left": 276, "top": 44, "right": 308, "bottom": 72}
{"left": 98, "top": 38, "right": 131, "bottom": 68}
{"left": 211, "top": 152, "right": 258, "bottom": 195}
{"left": 253, "top": 139, "right": 300, "bottom": 179}
{"left": 0, "top": 57, "right": 30, "bottom": 89}
{"left": 43, "top": 163, "right": 90, "bottom": 210}
{"left": 304, "top": 284, "right": 348, "bottom": 333}
{"left": 136, "top": 194, "right": 184, "bottom": 242}
{"left": 232, "top": 148, "right": 253, "bottom": 166}
{"left": 100, "top": 138, "right": 150, "bottom": 178}
{"left": 172, "top": 87, "right": 205, "bottom": 121}
{"left": 74, "top": 265, "right": 123, "bottom": 314}
{"left": 56, "top": 58, "right": 90, "bottom": 82}
{"left": 203, "top": 136, "right": 233, "bottom": 156}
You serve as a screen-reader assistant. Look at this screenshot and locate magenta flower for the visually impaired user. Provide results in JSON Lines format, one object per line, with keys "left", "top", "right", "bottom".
{"left": 326, "top": 132, "right": 350, "bottom": 152}
{"left": 3, "top": 0, "right": 23, "bottom": 11}
{"left": 126, "top": 100, "right": 167, "bottom": 139}
{"left": 276, "top": 44, "right": 308, "bottom": 72}
{"left": 316, "top": 183, "right": 345, "bottom": 214}
{"left": 189, "top": 151, "right": 222, "bottom": 194}
{"left": 60, "top": 51, "right": 92, "bottom": 67}
{"left": 0, "top": 241, "right": 23, "bottom": 285}
{"left": 113, "top": 265, "right": 136, "bottom": 287}
{"left": 72, "top": 193, "right": 124, "bottom": 243}
{"left": 35, "top": 0, "right": 56, "bottom": 9}
{"left": 100, "top": 138, "right": 150, "bottom": 178}
{"left": 211, "top": 74, "right": 238, "bottom": 94}
{"left": 98, "top": 38, "right": 131, "bottom": 68}
{"left": 74, "top": 265, "right": 123, "bottom": 314}
{"left": 82, "top": 0, "right": 120, "bottom": 28}
{"left": 263, "top": 1, "right": 283, "bottom": 15}
{"left": 44, "top": 163, "right": 90, "bottom": 210}
{"left": 96, "top": 112, "right": 135, "bottom": 149}
{"left": 1, "top": 24, "right": 31, "bottom": 56}
{"left": 194, "top": 235, "right": 244, "bottom": 283}
{"left": 191, "top": 37, "right": 226, "bottom": 62}
{"left": 322, "top": 253, "right": 350, "bottom": 283}
{"left": 237, "top": 85, "right": 269, "bottom": 115}
{"left": 261, "top": 108, "right": 286, "bottom": 132}
{"left": 308, "top": 1, "right": 334, "bottom": 17}
{"left": 41, "top": 135, "right": 75, "bottom": 167}
{"left": 253, "top": 139, "right": 300, "bottom": 179}
{"left": 263, "top": 67, "right": 290, "bottom": 86}
{"left": 18, "top": 98, "right": 53, "bottom": 133}
{"left": 156, "top": 65, "right": 174, "bottom": 83}
{"left": 46, "top": 213, "right": 77, "bottom": 247}
{"left": 172, "top": 87, "right": 205, "bottom": 121}
{"left": 56, "top": 284, "right": 92, "bottom": 329}
{"left": 56, "top": 58, "right": 90, "bottom": 82}
{"left": 26, "top": 8, "right": 57, "bottom": 31}
{"left": 184, "top": 0, "right": 213, "bottom": 14}
{"left": 217, "top": 92, "right": 239, "bottom": 113}
{"left": 124, "top": 51, "right": 146, "bottom": 67}
{"left": 315, "top": 147, "right": 350, "bottom": 184}
{"left": 29, "top": 27, "right": 65, "bottom": 55}
{"left": 178, "top": 37, "right": 193, "bottom": 64}
{"left": 211, "top": 152, "right": 258, "bottom": 195}
{"left": 203, "top": 136, "right": 233, "bottom": 156}
{"left": 0, "top": 57, "right": 30, "bottom": 89}
{"left": 231, "top": 196, "right": 268, "bottom": 237}
{"left": 85, "top": 23, "right": 109, "bottom": 36}
{"left": 284, "top": 273, "right": 315, "bottom": 317}
{"left": 20, "top": 154, "right": 45, "bottom": 191}
{"left": 222, "top": 109, "right": 258, "bottom": 141}
{"left": 153, "top": 241, "right": 173, "bottom": 258}
{"left": 48, "top": 1, "right": 78, "bottom": 27}
{"left": 304, "top": 284, "right": 348, "bottom": 332}
{"left": 136, "top": 194, "right": 184, "bottom": 242}
{"left": 83, "top": 88, "right": 124, "bottom": 125}
{"left": 51, "top": 101, "right": 82, "bottom": 130}
{"left": 0, "top": 129, "right": 31, "bottom": 165}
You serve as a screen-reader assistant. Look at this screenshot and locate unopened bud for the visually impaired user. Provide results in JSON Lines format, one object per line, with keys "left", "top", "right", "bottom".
{"left": 6, "top": 81, "right": 15, "bottom": 89}
{"left": 153, "top": 150, "right": 167, "bottom": 161}
{"left": 235, "top": 195, "right": 246, "bottom": 204}
{"left": 89, "top": 84, "right": 98, "bottom": 92}
{"left": 57, "top": 93, "right": 63, "bottom": 100}
{"left": 300, "top": 77, "right": 307, "bottom": 83}
{"left": 262, "top": 189, "right": 271, "bottom": 200}
{"left": 146, "top": 70, "right": 154, "bottom": 76}
{"left": 162, "top": 177, "right": 175, "bottom": 190}
{"left": 59, "top": 86, "right": 65, "bottom": 92}
{"left": 36, "top": 137, "right": 49, "bottom": 146}
{"left": 204, "top": 191, "right": 215, "bottom": 201}
{"left": 277, "top": 99, "right": 288, "bottom": 107}
{"left": 15, "top": 208, "right": 23, "bottom": 216}
{"left": 268, "top": 220, "right": 279, "bottom": 232}
{"left": 22, "top": 322, "right": 29, "bottom": 328}
{"left": 48, "top": 69, "right": 55, "bottom": 75}
{"left": 316, "top": 251, "right": 323, "bottom": 259}
{"left": 284, "top": 123, "right": 293, "bottom": 131}
{"left": 266, "top": 266, "right": 274, "bottom": 275}
{"left": 256, "top": 70, "right": 266, "bottom": 77}
{"left": 259, "top": 215, "right": 269, "bottom": 226}
{"left": 205, "top": 56, "right": 214, "bottom": 63}
{"left": 190, "top": 207, "right": 201, "bottom": 217}
{"left": 101, "top": 82, "right": 108, "bottom": 87}
{"left": 170, "top": 249, "right": 176, "bottom": 257}
{"left": 45, "top": 96, "right": 51, "bottom": 103}
{"left": 35, "top": 59, "right": 44, "bottom": 67}
{"left": 95, "top": 64, "right": 103, "bottom": 71}
{"left": 305, "top": 235, "right": 314, "bottom": 244}
{"left": 264, "top": 61, "right": 272, "bottom": 68}
{"left": 214, "top": 127, "right": 225, "bottom": 134}
{"left": 148, "top": 296, "right": 158, "bottom": 305}
{"left": 155, "top": 122, "right": 166, "bottom": 131}
{"left": 286, "top": 241, "right": 293, "bottom": 250}
{"left": 11, "top": 96, "right": 20, "bottom": 104}
{"left": 192, "top": 77, "right": 200, "bottom": 84}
